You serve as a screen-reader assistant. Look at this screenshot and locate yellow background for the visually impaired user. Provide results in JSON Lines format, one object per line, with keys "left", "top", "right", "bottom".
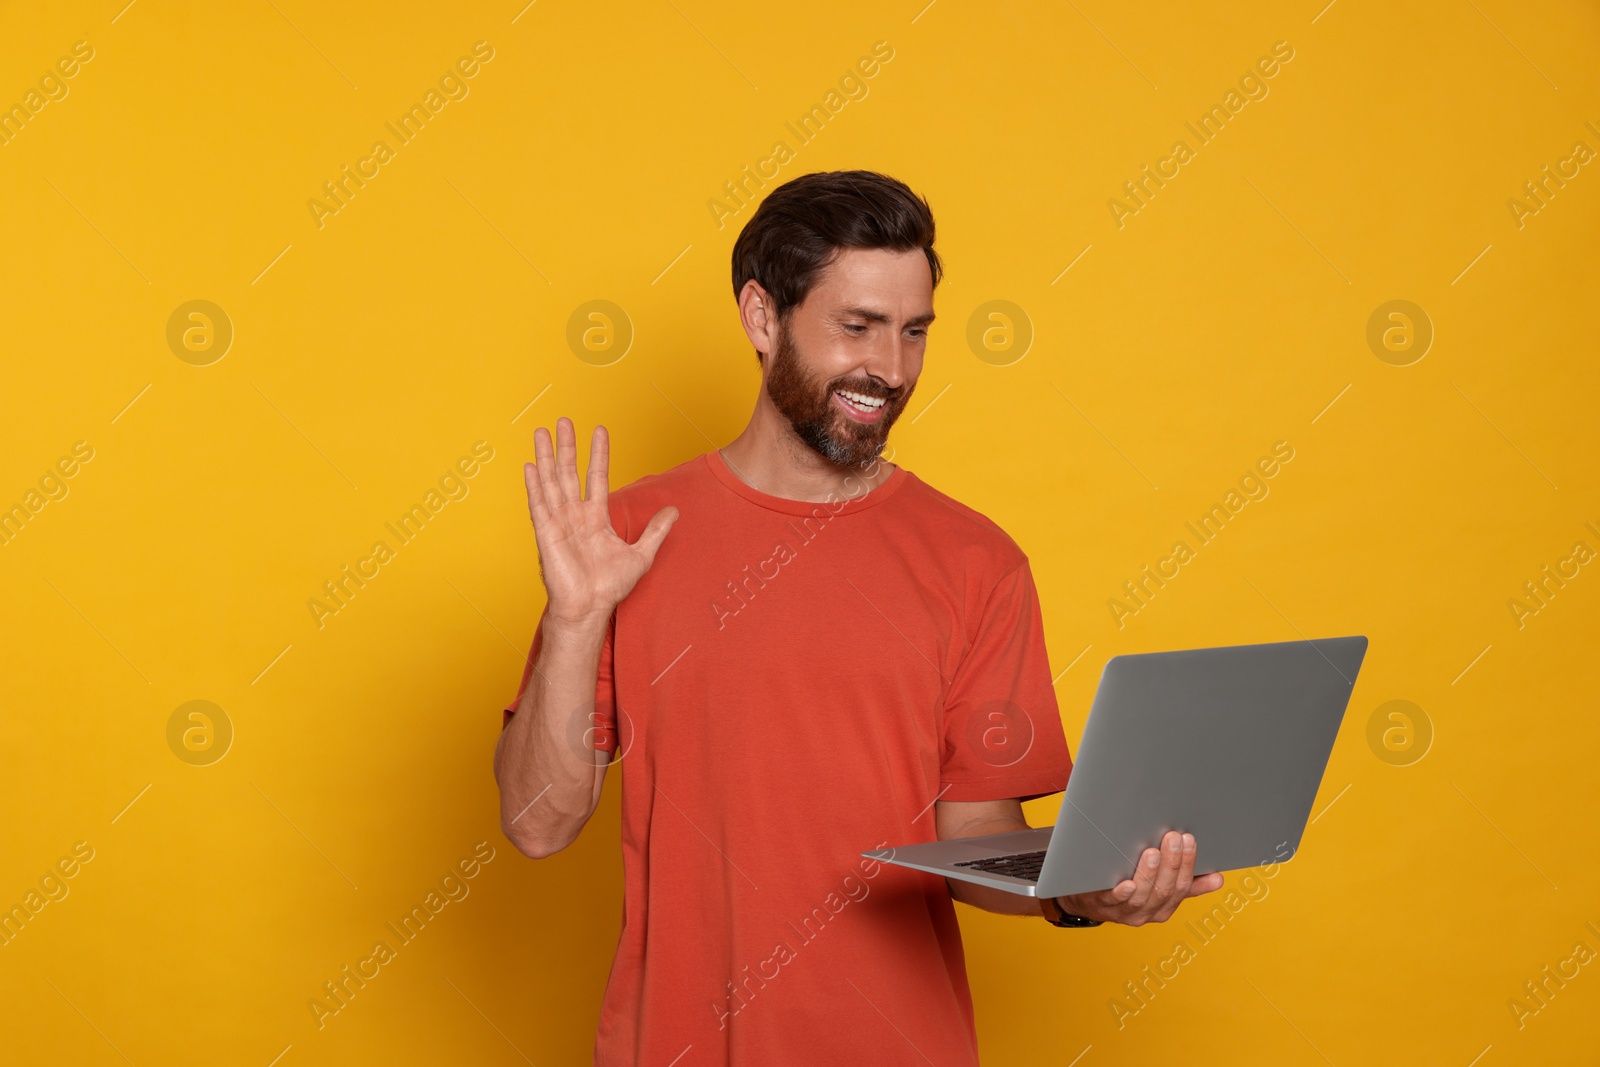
{"left": 2, "top": 0, "right": 1597, "bottom": 1063}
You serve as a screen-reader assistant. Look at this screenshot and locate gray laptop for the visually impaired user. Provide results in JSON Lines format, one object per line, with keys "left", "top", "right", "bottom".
{"left": 864, "top": 635, "right": 1368, "bottom": 898}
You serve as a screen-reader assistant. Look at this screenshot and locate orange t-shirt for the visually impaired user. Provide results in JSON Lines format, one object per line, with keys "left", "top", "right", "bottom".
{"left": 504, "top": 450, "right": 1072, "bottom": 1066}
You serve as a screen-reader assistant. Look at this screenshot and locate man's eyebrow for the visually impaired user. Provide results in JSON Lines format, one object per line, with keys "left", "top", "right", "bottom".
{"left": 839, "top": 306, "right": 937, "bottom": 327}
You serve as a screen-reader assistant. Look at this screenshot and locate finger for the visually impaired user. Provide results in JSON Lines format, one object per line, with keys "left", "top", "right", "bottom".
{"left": 555, "top": 418, "right": 583, "bottom": 502}
{"left": 1186, "top": 871, "right": 1225, "bottom": 897}
{"left": 1092, "top": 880, "right": 1136, "bottom": 913}
{"left": 533, "top": 426, "right": 566, "bottom": 506}
{"left": 632, "top": 506, "right": 680, "bottom": 564}
{"left": 586, "top": 424, "right": 610, "bottom": 505}
{"left": 1153, "top": 833, "right": 1197, "bottom": 921}
{"left": 1123, "top": 846, "right": 1162, "bottom": 910}
{"left": 524, "top": 462, "right": 550, "bottom": 524}
{"left": 1170, "top": 832, "right": 1197, "bottom": 900}
{"left": 1148, "top": 831, "right": 1184, "bottom": 907}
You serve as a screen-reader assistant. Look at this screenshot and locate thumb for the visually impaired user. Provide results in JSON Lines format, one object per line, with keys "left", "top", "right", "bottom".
{"left": 632, "top": 505, "right": 680, "bottom": 564}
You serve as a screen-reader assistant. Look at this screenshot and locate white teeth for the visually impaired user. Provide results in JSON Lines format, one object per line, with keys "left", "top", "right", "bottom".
{"left": 836, "top": 389, "right": 885, "bottom": 411}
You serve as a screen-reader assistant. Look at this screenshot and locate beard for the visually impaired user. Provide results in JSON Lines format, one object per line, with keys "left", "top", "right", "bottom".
{"left": 764, "top": 318, "right": 913, "bottom": 469}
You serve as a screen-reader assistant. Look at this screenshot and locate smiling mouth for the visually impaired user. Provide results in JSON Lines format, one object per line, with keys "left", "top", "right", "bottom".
{"left": 834, "top": 388, "right": 888, "bottom": 416}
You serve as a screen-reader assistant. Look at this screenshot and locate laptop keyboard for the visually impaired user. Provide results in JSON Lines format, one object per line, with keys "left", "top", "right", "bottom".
{"left": 953, "top": 849, "right": 1047, "bottom": 881}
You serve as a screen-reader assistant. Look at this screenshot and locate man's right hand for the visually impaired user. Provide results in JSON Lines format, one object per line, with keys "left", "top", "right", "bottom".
{"left": 524, "top": 417, "right": 679, "bottom": 624}
{"left": 498, "top": 417, "right": 677, "bottom": 858}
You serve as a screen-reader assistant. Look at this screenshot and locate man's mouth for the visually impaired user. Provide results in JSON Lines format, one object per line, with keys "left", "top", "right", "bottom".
{"left": 834, "top": 388, "right": 888, "bottom": 419}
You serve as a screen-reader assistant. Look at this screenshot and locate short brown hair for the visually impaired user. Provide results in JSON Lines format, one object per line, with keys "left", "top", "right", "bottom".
{"left": 731, "top": 170, "right": 942, "bottom": 329}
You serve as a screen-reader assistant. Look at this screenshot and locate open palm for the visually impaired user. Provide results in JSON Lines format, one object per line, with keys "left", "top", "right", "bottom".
{"left": 524, "top": 417, "right": 678, "bottom": 624}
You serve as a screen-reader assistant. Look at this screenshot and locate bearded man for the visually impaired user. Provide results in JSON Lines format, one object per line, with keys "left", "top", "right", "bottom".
{"left": 495, "top": 169, "right": 1221, "bottom": 1065}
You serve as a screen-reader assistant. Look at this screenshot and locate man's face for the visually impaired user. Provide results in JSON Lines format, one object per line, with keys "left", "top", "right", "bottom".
{"left": 761, "top": 247, "right": 934, "bottom": 468}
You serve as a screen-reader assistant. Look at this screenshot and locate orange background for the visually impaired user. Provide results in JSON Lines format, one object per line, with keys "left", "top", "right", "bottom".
{"left": 1, "top": 1, "right": 1597, "bottom": 1063}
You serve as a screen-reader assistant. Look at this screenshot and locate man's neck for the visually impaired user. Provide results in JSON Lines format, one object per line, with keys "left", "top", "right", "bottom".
{"left": 717, "top": 398, "right": 896, "bottom": 504}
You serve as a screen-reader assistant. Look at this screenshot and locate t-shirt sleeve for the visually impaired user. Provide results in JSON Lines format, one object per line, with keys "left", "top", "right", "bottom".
{"left": 939, "top": 558, "right": 1073, "bottom": 802}
{"left": 502, "top": 608, "right": 619, "bottom": 757}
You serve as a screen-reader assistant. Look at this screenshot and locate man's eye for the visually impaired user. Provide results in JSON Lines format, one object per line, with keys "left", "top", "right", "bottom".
{"left": 907, "top": 329, "right": 926, "bottom": 339}
{"left": 845, "top": 323, "right": 867, "bottom": 334}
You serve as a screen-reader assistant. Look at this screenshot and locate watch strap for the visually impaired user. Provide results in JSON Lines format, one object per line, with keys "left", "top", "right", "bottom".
{"left": 1043, "top": 896, "right": 1104, "bottom": 927}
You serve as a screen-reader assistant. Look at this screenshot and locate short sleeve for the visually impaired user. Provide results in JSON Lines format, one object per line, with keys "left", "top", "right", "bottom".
{"left": 502, "top": 607, "right": 619, "bottom": 756}
{"left": 939, "top": 559, "right": 1073, "bottom": 802}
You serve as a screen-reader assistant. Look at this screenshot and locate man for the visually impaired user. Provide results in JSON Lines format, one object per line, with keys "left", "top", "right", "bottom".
{"left": 495, "top": 170, "right": 1223, "bottom": 1064}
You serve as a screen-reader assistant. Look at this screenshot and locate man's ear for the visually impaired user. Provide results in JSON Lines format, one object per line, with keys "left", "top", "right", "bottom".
{"left": 738, "top": 279, "right": 776, "bottom": 364}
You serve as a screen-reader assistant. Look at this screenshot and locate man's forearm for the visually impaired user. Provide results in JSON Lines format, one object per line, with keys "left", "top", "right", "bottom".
{"left": 940, "top": 810, "right": 1049, "bottom": 918}
{"left": 493, "top": 612, "right": 611, "bottom": 857}
{"left": 948, "top": 876, "right": 1052, "bottom": 917}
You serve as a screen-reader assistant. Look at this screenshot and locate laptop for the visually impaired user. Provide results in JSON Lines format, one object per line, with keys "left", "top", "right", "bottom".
{"left": 863, "top": 635, "right": 1368, "bottom": 898}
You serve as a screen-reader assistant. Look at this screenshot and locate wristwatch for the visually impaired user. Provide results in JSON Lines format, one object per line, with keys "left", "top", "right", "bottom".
{"left": 1042, "top": 896, "right": 1103, "bottom": 928}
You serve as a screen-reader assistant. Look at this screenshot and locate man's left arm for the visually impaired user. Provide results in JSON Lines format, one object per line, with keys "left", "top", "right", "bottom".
{"left": 934, "top": 798, "right": 1224, "bottom": 925}
{"left": 935, "top": 558, "right": 1222, "bottom": 924}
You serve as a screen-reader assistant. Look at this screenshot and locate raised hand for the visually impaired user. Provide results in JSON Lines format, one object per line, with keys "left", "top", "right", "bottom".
{"left": 524, "top": 418, "right": 678, "bottom": 624}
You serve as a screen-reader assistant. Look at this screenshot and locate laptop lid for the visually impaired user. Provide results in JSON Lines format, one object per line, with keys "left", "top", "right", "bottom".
{"left": 1035, "top": 635, "right": 1368, "bottom": 898}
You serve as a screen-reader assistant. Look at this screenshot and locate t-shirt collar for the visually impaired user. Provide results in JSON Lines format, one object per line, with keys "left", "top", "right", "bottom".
{"left": 704, "top": 449, "right": 908, "bottom": 516}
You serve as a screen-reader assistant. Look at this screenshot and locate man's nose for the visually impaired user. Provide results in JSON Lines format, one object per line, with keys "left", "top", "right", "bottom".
{"left": 864, "top": 332, "right": 909, "bottom": 391}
